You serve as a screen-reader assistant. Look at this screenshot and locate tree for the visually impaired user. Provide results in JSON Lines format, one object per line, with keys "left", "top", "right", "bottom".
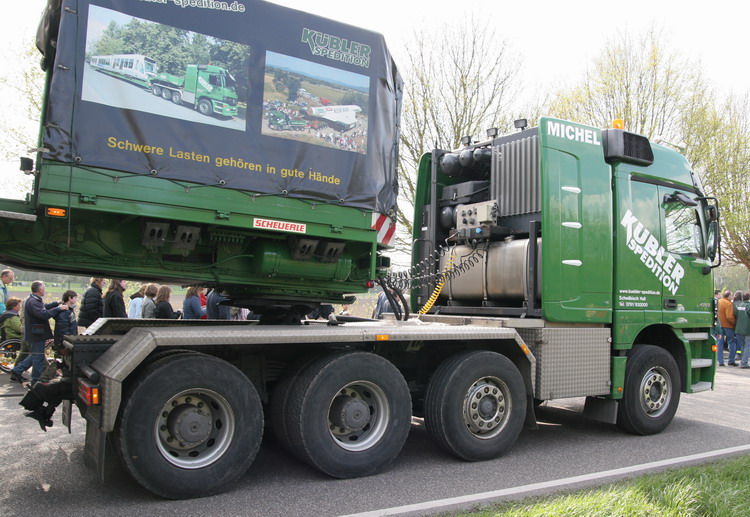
{"left": 394, "top": 19, "right": 519, "bottom": 253}
{"left": 546, "top": 26, "right": 750, "bottom": 285}
{"left": 547, "top": 27, "right": 694, "bottom": 141}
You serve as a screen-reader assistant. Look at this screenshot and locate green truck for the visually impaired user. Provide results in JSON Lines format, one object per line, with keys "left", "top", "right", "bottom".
{"left": 268, "top": 110, "right": 308, "bottom": 131}
{"left": 150, "top": 64, "right": 239, "bottom": 117}
{"left": 0, "top": 0, "right": 718, "bottom": 501}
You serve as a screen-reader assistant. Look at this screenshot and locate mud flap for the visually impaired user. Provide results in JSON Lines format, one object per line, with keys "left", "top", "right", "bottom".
{"left": 62, "top": 399, "right": 72, "bottom": 434}
{"left": 84, "top": 419, "right": 107, "bottom": 484}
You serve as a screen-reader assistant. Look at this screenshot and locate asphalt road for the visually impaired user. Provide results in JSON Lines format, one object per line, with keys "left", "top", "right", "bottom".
{"left": 80, "top": 63, "right": 246, "bottom": 132}
{"left": 1, "top": 361, "right": 749, "bottom": 517}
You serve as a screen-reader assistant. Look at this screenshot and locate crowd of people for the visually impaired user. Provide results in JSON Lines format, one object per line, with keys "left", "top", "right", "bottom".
{"left": 715, "top": 288, "right": 750, "bottom": 368}
{"left": 0, "top": 272, "right": 261, "bottom": 387}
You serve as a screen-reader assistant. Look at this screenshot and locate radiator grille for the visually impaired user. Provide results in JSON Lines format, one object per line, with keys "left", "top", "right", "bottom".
{"left": 492, "top": 134, "right": 540, "bottom": 217}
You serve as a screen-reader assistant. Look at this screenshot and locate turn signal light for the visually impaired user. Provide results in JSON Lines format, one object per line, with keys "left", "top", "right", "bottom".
{"left": 711, "top": 344, "right": 718, "bottom": 352}
{"left": 78, "top": 379, "right": 100, "bottom": 406}
{"left": 612, "top": 119, "right": 625, "bottom": 129}
{"left": 46, "top": 207, "right": 67, "bottom": 217}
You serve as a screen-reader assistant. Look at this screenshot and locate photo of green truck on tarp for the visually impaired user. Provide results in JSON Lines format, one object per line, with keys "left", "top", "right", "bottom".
{"left": 82, "top": 4, "right": 248, "bottom": 131}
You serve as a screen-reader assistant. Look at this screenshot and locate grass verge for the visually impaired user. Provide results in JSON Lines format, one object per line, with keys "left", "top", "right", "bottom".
{"left": 453, "top": 454, "right": 750, "bottom": 517}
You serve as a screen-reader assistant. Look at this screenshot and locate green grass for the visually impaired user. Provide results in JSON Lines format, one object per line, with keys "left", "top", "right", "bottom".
{"left": 452, "top": 455, "right": 750, "bottom": 517}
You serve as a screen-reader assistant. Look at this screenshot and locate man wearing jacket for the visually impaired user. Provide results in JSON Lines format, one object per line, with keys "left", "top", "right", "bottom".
{"left": 718, "top": 290, "right": 737, "bottom": 366}
{"left": 9, "top": 281, "right": 68, "bottom": 385}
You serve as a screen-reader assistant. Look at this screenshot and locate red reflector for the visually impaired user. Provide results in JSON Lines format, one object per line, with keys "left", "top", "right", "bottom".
{"left": 366, "top": 280, "right": 375, "bottom": 288}
{"left": 78, "top": 379, "right": 100, "bottom": 406}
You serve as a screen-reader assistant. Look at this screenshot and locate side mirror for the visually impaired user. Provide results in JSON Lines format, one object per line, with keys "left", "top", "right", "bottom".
{"left": 707, "top": 220, "right": 720, "bottom": 265}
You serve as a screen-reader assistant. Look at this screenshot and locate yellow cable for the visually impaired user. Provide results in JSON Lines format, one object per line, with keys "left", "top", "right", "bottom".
{"left": 418, "top": 255, "right": 454, "bottom": 314}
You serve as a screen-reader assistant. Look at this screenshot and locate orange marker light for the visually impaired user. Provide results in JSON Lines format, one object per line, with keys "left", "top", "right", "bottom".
{"left": 617, "top": 386, "right": 623, "bottom": 393}
{"left": 46, "top": 207, "right": 67, "bottom": 217}
{"left": 375, "top": 334, "right": 390, "bottom": 341}
{"left": 711, "top": 344, "right": 718, "bottom": 352}
{"left": 612, "top": 119, "right": 625, "bottom": 130}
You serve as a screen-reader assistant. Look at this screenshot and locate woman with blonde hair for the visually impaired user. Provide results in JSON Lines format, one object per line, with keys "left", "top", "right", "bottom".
{"left": 154, "top": 285, "right": 181, "bottom": 319}
{"left": 141, "top": 283, "right": 159, "bottom": 318}
{"left": 128, "top": 283, "right": 148, "bottom": 319}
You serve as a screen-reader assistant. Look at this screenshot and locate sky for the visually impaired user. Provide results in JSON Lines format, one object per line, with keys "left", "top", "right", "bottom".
{"left": 1, "top": 0, "right": 747, "bottom": 193}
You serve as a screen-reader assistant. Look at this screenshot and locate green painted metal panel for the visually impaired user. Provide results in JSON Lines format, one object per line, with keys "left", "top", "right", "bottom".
{"left": 538, "top": 117, "right": 613, "bottom": 323}
{"left": 610, "top": 355, "right": 626, "bottom": 399}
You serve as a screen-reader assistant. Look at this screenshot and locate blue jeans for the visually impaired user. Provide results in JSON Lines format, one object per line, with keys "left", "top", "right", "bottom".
{"left": 716, "top": 331, "right": 725, "bottom": 365}
{"left": 724, "top": 327, "right": 738, "bottom": 365}
{"left": 11, "top": 340, "right": 46, "bottom": 383}
{"left": 741, "top": 335, "right": 750, "bottom": 367}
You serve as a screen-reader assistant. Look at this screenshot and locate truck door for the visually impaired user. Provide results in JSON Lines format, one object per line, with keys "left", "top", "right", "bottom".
{"left": 658, "top": 187, "right": 713, "bottom": 327}
{"left": 615, "top": 179, "right": 664, "bottom": 325}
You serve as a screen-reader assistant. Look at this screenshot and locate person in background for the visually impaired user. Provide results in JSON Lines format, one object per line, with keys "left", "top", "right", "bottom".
{"left": 0, "top": 269, "right": 15, "bottom": 314}
{"left": 141, "top": 283, "right": 159, "bottom": 318}
{"left": 10, "top": 281, "right": 68, "bottom": 385}
{"left": 737, "top": 292, "right": 750, "bottom": 369}
{"left": 199, "top": 289, "right": 208, "bottom": 320}
{"left": 733, "top": 291, "right": 745, "bottom": 363}
{"left": 713, "top": 289, "right": 724, "bottom": 360}
{"left": 40, "top": 289, "right": 78, "bottom": 383}
{"left": 206, "top": 288, "right": 230, "bottom": 319}
{"left": 339, "top": 304, "right": 351, "bottom": 316}
{"left": 128, "top": 284, "right": 147, "bottom": 319}
{"left": 103, "top": 279, "right": 128, "bottom": 318}
{"left": 154, "top": 285, "right": 181, "bottom": 319}
{"left": 0, "top": 297, "right": 27, "bottom": 370}
{"left": 372, "top": 290, "right": 393, "bottom": 319}
{"left": 183, "top": 286, "right": 207, "bottom": 319}
{"left": 0, "top": 297, "right": 23, "bottom": 343}
{"left": 78, "top": 277, "right": 105, "bottom": 328}
{"left": 719, "top": 290, "right": 737, "bottom": 366}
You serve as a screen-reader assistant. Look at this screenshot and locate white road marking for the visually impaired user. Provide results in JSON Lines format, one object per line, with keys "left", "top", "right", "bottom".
{"left": 339, "top": 444, "right": 750, "bottom": 517}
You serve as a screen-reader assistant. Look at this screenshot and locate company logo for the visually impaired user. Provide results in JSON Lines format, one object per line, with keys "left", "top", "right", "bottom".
{"left": 621, "top": 209, "right": 684, "bottom": 295}
{"left": 547, "top": 121, "right": 601, "bottom": 146}
{"left": 198, "top": 76, "right": 213, "bottom": 93}
{"left": 301, "top": 28, "right": 371, "bottom": 68}
{"left": 253, "top": 218, "right": 307, "bottom": 234}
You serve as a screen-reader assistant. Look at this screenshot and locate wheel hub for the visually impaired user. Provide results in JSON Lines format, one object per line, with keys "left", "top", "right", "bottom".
{"left": 330, "top": 394, "right": 370, "bottom": 431}
{"left": 639, "top": 366, "right": 671, "bottom": 418}
{"left": 167, "top": 404, "right": 213, "bottom": 447}
{"left": 464, "top": 377, "right": 508, "bottom": 439}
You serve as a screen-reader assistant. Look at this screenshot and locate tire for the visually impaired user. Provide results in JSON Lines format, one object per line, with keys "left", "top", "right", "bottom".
{"left": 616, "top": 344, "right": 680, "bottom": 435}
{"left": 161, "top": 88, "right": 172, "bottom": 100}
{"left": 198, "top": 99, "right": 213, "bottom": 116}
{"left": 424, "top": 350, "right": 526, "bottom": 461}
{"left": 115, "top": 353, "right": 263, "bottom": 498}
{"left": 171, "top": 91, "right": 182, "bottom": 105}
{"left": 0, "top": 338, "right": 21, "bottom": 373}
{"left": 284, "top": 352, "right": 411, "bottom": 478}
{"left": 152, "top": 85, "right": 161, "bottom": 96}
{"left": 270, "top": 354, "right": 318, "bottom": 451}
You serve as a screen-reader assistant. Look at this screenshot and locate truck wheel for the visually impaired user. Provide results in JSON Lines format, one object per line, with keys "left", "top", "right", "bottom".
{"left": 616, "top": 345, "right": 680, "bottom": 435}
{"left": 171, "top": 91, "right": 182, "bottom": 105}
{"left": 270, "top": 355, "right": 317, "bottom": 451}
{"left": 284, "top": 352, "right": 411, "bottom": 478}
{"left": 115, "top": 353, "right": 262, "bottom": 498}
{"left": 161, "top": 88, "right": 172, "bottom": 100}
{"left": 424, "top": 350, "right": 526, "bottom": 461}
{"left": 198, "top": 99, "right": 213, "bottom": 116}
{"left": 152, "top": 85, "right": 161, "bottom": 96}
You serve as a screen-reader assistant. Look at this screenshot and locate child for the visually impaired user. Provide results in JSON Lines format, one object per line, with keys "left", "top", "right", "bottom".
{"left": 40, "top": 290, "right": 78, "bottom": 383}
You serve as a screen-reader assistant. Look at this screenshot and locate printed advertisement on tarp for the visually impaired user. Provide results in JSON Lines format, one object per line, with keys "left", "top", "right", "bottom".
{"left": 40, "top": 0, "right": 402, "bottom": 213}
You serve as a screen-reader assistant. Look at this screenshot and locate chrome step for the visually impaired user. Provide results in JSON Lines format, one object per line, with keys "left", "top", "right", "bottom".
{"left": 691, "top": 358, "right": 713, "bottom": 368}
{"left": 691, "top": 381, "right": 712, "bottom": 393}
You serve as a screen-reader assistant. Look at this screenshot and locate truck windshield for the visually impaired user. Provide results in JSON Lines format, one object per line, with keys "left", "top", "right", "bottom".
{"left": 222, "top": 71, "right": 237, "bottom": 92}
{"left": 144, "top": 59, "right": 157, "bottom": 74}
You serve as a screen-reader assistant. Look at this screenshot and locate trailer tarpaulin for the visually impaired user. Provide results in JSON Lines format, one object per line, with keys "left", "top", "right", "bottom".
{"left": 40, "top": 0, "right": 402, "bottom": 214}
